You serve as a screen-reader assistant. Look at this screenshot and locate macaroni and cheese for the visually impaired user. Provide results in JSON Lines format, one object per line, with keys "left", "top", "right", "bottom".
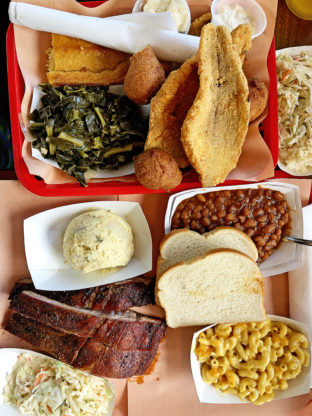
{"left": 194, "top": 319, "right": 310, "bottom": 405}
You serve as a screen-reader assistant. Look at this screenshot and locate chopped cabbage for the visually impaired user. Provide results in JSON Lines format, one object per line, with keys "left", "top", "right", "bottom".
{"left": 277, "top": 51, "right": 312, "bottom": 173}
{"left": 3, "top": 353, "right": 115, "bottom": 416}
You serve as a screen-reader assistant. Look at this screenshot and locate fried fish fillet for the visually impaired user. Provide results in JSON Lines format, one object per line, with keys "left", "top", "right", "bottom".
{"left": 188, "top": 12, "right": 212, "bottom": 36}
{"left": 181, "top": 24, "right": 250, "bottom": 187}
{"left": 231, "top": 24, "right": 252, "bottom": 64}
{"left": 47, "top": 34, "right": 130, "bottom": 85}
{"left": 145, "top": 55, "right": 199, "bottom": 168}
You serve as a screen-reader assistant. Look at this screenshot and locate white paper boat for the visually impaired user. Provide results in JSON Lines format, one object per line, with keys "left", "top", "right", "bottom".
{"left": 0, "top": 348, "right": 115, "bottom": 416}
{"left": 190, "top": 315, "right": 311, "bottom": 404}
{"left": 24, "top": 201, "right": 152, "bottom": 290}
{"left": 164, "top": 182, "right": 303, "bottom": 277}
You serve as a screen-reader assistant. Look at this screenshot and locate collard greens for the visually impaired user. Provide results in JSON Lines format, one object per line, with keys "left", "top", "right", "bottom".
{"left": 29, "top": 84, "right": 147, "bottom": 186}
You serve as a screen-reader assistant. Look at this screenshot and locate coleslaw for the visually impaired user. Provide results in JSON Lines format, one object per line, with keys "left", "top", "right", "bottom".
{"left": 3, "top": 353, "right": 115, "bottom": 416}
{"left": 277, "top": 51, "right": 312, "bottom": 173}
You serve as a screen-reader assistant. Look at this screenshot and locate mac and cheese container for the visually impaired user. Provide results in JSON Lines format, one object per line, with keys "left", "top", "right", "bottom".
{"left": 164, "top": 182, "right": 303, "bottom": 278}
{"left": 190, "top": 315, "right": 311, "bottom": 403}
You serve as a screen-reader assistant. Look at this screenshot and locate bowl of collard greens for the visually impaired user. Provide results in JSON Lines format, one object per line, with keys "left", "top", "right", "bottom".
{"left": 28, "top": 84, "right": 148, "bottom": 187}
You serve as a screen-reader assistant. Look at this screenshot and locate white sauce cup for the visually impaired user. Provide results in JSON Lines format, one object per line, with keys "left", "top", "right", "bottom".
{"left": 211, "top": 0, "right": 267, "bottom": 39}
{"left": 132, "top": 0, "right": 191, "bottom": 34}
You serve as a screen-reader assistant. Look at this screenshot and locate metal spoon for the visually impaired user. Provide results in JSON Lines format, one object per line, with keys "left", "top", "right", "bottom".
{"left": 284, "top": 236, "right": 312, "bottom": 247}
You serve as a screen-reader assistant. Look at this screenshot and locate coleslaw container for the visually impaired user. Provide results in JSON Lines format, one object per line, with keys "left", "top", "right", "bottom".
{"left": 0, "top": 348, "right": 115, "bottom": 416}
{"left": 276, "top": 45, "right": 312, "bottom": 177}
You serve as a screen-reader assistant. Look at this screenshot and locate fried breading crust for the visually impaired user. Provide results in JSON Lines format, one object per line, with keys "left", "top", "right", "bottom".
{"left": 231, "top": 24, "right": 252, "bottom": 64}
{"left": 181, "top": 24, "right": 250, "bottom": 187}
{"left": 145, "top": 56, "right": 199, "bottom": 168}
{"left": 188, "top": 12, "right": 212, "bottom": 36}
{"left": 248, "top": 78, "right": 269, "bottom": 122}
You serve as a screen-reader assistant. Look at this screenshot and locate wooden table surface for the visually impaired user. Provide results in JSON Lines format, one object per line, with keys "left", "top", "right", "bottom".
{"left": 275, "top": 0, "right": 312, "bottom": 49}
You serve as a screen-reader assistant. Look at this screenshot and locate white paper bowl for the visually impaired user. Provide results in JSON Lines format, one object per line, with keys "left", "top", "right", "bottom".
{"left": 190, "top": 315, "right": 311, "bottom": 404}
{"left": 164, "top": 182, "right": 303, "bottom": 277}
{"left": 0, "top": 348, "right": 115, "bottom": 416}
{"left": 276, "top": 46, "right": 312, "bottom": 177}
{"left": 211, "top": 0, "right": 267, "bottom": 39}
{"left": 132, "top": 0, "right": 191, "bottom": 34}
{"left": 24, "top": 201, "right": 152, "bottom": 291}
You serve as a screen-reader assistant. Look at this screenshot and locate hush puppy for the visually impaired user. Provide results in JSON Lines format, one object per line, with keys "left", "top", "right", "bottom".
{"left": 134, "top": 148, "right": 182, "bottom": 191}
{"left": 248, "top": 78, "right": 269, "bottom": 122}
{"left": 124, "top": 45, "right": 165, "bottom": 105}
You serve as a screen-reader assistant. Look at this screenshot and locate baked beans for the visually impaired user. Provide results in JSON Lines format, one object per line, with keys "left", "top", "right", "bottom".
{"left": 171, "top": 188, "right": 291, "bottom": 262}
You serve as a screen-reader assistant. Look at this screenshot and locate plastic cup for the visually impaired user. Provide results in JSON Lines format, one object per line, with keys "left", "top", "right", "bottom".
{"left": 132, "top": 0, "right": 191, "bottom": 34}
{"left": 211, "top": 0, "right": 267, "bottom": 39}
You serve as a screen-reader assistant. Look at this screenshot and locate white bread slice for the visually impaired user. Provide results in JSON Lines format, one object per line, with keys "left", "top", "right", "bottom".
{"left": 157, "top": 249, "right": 265, "bottom": 328}
{"left": 155, "top": 227, "right": 258, "bottom": 304}
{"left": 158, "top": 227, "right": 258, "bottom": 277}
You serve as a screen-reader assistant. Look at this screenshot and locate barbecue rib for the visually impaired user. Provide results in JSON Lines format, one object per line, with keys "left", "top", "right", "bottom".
{"left": 5, "top": 314, "right": 87, "bottom": 364}
{"left": 74, "top": 310, "right": 166, "bottom": 378}
{"left": 74, "top": 341, "right": 158, "bottom": 378}
{"left": 93, "top": 310, "right": 166, "bottom": 350}
{"left": 5, "top": 288, "right": 166, "bottom": 379}
{"left": 9, "top": 277, "right": 155, "bottom": 311}
{"left": 9, "top": 291, "right": 106, "bottom": 337}
{"left": 92, "top": 278, "right": 155, "bottom": 311}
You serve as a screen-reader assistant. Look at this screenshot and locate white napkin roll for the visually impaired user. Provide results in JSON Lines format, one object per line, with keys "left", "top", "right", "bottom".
{"left": 9, "top": 2, "right": 199, "bottom": 62}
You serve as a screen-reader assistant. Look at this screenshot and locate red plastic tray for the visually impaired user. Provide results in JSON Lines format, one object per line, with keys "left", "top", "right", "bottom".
{"left": 6, "top": 5, "right": 279, "bottom": 196}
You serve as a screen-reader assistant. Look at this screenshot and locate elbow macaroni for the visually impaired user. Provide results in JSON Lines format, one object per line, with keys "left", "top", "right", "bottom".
{"left": 194, "top": 319, "right": 310, "bottom": 405}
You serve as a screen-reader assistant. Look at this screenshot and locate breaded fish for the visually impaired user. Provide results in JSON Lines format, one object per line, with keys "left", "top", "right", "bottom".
{"left": 231, "top": 24, "right": 252, "bottom": 64}
{"left": 145, "top": 55, "right": 199, "bottom": 168}
{"left": 188, "top": 12, "right": 212, "bottom": 36}
{"left": 181, "top": 24, "right": 250, "bottom": 187}
{"left": 47, "top": 34, "right": 130, "bottom": 85}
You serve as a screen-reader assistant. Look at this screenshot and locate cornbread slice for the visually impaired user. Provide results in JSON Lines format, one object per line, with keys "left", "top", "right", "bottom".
{"left": 47, "top": 34, "right": 130, "bottom": 85}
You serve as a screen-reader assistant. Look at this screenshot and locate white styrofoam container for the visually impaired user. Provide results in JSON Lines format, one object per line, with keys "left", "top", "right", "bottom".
{"left": 164, "top": 182, "right": 303, "bottom": 277}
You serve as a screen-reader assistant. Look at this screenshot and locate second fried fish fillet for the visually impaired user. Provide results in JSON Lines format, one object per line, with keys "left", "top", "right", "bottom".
{"left": 145, "top": 56, "right": 199, "bottom": 168}
{"left": 181, "top": 24, "right": 250, "bottom": 187}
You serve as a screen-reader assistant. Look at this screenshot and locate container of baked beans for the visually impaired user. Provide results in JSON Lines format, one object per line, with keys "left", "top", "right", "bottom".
{"left": 165, "top": 182, "right": 303, "bottom": 277}
{"left": 190, "top": 315, "right": 311, "bottom": 404}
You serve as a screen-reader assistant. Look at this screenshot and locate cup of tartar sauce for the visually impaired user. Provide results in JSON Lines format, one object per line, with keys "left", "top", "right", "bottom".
{"left": 132, "top": 0, "right": 191, "bottom": 34}
{"left": 211, "top": 0, "right": 267, "bottom": 39}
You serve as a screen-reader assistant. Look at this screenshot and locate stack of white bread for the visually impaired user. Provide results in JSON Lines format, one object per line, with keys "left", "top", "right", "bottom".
{"left": 155, "top": 227, "right": 266, "bottom": 328}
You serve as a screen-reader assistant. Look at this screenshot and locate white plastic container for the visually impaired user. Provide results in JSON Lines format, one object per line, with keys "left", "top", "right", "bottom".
{"left": 164, "top": 182, "right": 303, "bottom": 278}
{"left": 132, "top": 0, "right": 191, "bottom": 34}
{"left": 211, "top": 0, "right": 267, "bottom": 39}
